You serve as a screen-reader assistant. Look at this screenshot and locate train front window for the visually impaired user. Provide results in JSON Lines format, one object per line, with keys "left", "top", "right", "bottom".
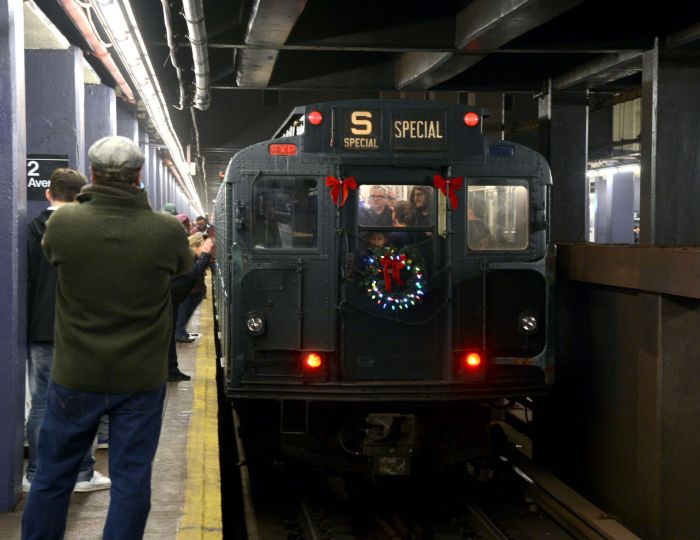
{"left": 467, "top": 185, "right": 528, "bottom": 250}
{"left": 358, "top": 184, "right": 435, "bottom": 228}
{"left": 252, "top": 178, "right": 317, "bottom": 249}
{"left": 357, "top": 184, "right": 435, "bottom": 250}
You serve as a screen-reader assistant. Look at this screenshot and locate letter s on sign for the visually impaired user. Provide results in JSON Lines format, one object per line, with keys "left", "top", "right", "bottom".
{"left": 350, "top": 111, "right": 372, "bottom": 135}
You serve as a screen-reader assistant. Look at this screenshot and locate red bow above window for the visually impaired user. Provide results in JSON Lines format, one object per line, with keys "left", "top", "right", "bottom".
{"left": 432, "top": 173, "right": 463, "bottom": 210}
{"left": 325, "top": 175, "right": 357, "bottom": 207}
{"left": 380, "top": 253, "right": 406, "bottom": 292}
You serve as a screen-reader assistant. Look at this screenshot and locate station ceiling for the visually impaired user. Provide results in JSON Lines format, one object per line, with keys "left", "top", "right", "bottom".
{"left": 34, "top": 0, "right": 699, "bottom": 210}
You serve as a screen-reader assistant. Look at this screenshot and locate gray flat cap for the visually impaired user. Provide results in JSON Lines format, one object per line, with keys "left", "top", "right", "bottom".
{"left": 88, "top": 136, "right": 145, "bottom": 172}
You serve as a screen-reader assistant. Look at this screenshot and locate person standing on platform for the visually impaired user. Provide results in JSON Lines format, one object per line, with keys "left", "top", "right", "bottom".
{"left": 168, "top": 232, "right": 214, "bottom": 379}
{"left": 22, "top": 136, "right": 191, "bottom": 540}
{"left": 25, "top": 168, "right": 111, "bottom": 493}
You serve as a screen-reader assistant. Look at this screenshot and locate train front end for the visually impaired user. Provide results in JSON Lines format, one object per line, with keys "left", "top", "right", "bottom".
{"left": 214, "top": 100, "right": 554, "bottom": 473}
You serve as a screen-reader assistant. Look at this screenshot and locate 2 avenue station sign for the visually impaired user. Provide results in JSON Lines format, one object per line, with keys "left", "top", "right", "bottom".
{"left": 26, "top": 155, "right": 69, "bottom": 201}
{"left": 341, "top": 109, "right": 446, "bottom": 151}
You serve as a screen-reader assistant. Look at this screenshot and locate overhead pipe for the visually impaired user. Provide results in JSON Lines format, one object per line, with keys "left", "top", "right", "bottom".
{"left": 57, "top": 0, "right": 135, "bottom": 103}
{"left": 160, "top": 0, "right": 186, "bottom": 110}
{"left": 182, "top": 0, "right": 211, "bottom": 110}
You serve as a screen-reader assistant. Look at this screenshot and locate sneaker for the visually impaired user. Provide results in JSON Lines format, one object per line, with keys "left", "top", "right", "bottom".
{"left": 96, "top": 437, "right": 109, "bottom": 450}
{"left": 168, "top": 370, "right": 192, "bottom": 382}
{"left": 22, "top": 475, "right": 31, "bottom": 493}
{"left": 74, "top": 471, "right": 111, "bottom": 493}
{"left": 176, "top": 335, "right": 195, "bottom": 343}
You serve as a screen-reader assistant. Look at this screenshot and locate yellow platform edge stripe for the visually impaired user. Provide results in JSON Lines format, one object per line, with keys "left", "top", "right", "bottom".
{"left": 177, "top": 290, "right": 223, "bottom": 539}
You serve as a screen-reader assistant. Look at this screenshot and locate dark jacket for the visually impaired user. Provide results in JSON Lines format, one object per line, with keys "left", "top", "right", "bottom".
{"left": 359, "top": 206, "right": 393, "bottom": 227}
{"left": 171, "top": 252, "right": 211, "bottom": 304}
{"left": 27, "top": 208, "right": 58, "bottom": 342}
{"left": 42, "top": 189, "right": 192, "bottom": 393}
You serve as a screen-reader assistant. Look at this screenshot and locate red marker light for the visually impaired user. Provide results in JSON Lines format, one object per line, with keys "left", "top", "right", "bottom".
{"left": 464, "top": 352, "right": 482, "bottom": 368}
{"left": 464, "top": 112, "right": 480, "bottom": 127}
{"left": 307, "top": 110, "right": 323, "bottom": 125}
{"left": 269, "top": 143, "right": 297, "bottom": 156}
{"left": 304, "top": 353, "right": 322, "bottom": 369}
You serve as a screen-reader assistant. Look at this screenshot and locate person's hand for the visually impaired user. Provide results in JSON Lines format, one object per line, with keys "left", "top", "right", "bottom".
{"left": 201, "top": 238, "right": 214, "bottom": 253}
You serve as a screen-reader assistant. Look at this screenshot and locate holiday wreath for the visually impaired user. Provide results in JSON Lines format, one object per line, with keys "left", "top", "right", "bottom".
{"left": 362, "top": 246, "right": 425, "bottom": 310}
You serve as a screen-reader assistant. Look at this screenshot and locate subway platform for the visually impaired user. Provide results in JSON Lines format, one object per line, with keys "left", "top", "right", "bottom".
{"left": 0, "top": 298, "right": 222, "bottom": 539}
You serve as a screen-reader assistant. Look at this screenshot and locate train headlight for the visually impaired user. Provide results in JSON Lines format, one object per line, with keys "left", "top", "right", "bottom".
{"left": 518, "top": 311, "right": 538, "bottom": 335}
{"left": 244, "top": 312, "right": 265, "bottom": 335}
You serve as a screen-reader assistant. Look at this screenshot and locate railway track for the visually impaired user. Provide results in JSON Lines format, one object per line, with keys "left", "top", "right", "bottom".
{"left": 230, "top": 406, "right": 638, "bottom": 539}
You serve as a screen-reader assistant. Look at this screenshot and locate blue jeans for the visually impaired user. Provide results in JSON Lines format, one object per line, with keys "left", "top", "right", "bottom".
{"left": 175, "top": 292, "right": 204, "bottom": 338}
{"left": 22, "top": 382, "right": 167, "bottom": 540}
{"left": 26, "top": 342, "right": 94, "bottom": 482}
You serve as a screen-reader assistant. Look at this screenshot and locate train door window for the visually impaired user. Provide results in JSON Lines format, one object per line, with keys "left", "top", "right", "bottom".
{"left": 467, "top": 184, "right": 528, "bottom": 250}
{"left": 252, "top": 177, "right": 318, "bottom": 249}
{"left": 357, "top": 184, "right": 435, "bottom": 250}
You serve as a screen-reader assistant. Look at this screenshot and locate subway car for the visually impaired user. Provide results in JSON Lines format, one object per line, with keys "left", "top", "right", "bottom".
{"left": 213, "top": 99, "right": 554, "bottom": 474}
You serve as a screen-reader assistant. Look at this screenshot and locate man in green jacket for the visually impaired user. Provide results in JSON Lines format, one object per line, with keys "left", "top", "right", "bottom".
{"left": 22, "top": 136, "right": 192, "bottom": 540}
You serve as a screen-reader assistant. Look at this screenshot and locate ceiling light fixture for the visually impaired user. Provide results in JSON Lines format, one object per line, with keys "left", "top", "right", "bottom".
{"left": 586, "top": 164, "right": 640, "bottom": 178}
{"left": 86, "top": 0, "right": 202, "bottom": 213}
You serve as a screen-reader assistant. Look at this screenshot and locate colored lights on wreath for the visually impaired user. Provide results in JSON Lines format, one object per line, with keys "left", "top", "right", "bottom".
{"left": 363, "top": 249, "right": 425, "bottom": 310}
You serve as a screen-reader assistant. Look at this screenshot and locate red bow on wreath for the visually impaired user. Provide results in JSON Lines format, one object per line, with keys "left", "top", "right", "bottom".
{"left": 326, "top": 175, "right": 357, "bottom": 207}
{"left": 432, "top": 173, "right": 463, "bottom": 210}
{"left": 380, "top": 253, "right": 406, "bottom": 292}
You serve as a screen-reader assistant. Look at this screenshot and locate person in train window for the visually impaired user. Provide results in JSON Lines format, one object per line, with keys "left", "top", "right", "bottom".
{"left": 386, "top": 188, "right": 397, "bottom": 209}
{"left": 467, "top": 198, "right": 491, "bottom": 249}
{"left": 24, "top": 168, "right": 111, "bottom": 494}
{"left": 367, "top": 230, "right": 388, "bottom": 249}
{"left": 408, "top": 186, "right": 434, "bottom": 227}
{"left": 359, "top": 185, "right": 393, "bottom": 226}
{"left": 388, "top": 201, "right": 413, "bottom": 249}
{"left": 252, "top": 194, "right": 282, "bottom": 248}
{"left": 22, "top": 136, "right": 192, "bottom": 540}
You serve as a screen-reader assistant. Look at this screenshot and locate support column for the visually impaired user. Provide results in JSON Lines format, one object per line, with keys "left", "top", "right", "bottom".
{"left": 609, "top": 172, "right": 634, "bottom": 243}
{"left": 148, "top": 145, "right": 159, "bottom": 210}
{"left": 26, "top": 46, "right": 85, "bottom": 220}
{"left": 116, "top": 100, "right": 138, "bottom": 143}
{"left": 538, "top": 85, "right": 589, "bottom": 243}
{"left": 0, "top": 0, "right": 27, "bottom": 511}
{"left": 84, "top": 84, "right": 116, "bottom": 177}
{"left": 138, "top": 127, "right": 149, "bottom": 202}
{"left": 641, "top": 44, "right": 700, "bottom": 245}
{"left": 159, "top": 160, "right": 167, "bottom": 210}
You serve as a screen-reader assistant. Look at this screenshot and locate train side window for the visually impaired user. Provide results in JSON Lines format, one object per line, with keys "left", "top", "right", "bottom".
{"left": 252, "top": 177, "right": 318, "bottom": 249}
{"left": 467, "top": 185, "right": 528, "bottom": 250}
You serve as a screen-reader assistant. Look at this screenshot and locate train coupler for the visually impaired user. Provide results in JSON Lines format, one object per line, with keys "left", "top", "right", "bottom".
{"left": 362, "top": 413, "right": 419, "bottom": 475}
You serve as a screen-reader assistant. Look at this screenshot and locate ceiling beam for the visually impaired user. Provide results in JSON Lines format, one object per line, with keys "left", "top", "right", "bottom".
{"left": 666, "top": 21, "right": 700, "bottom": 49}
{"left": 552, "top": 51, "right": 643, "bottom": 90}
{"left": 200, "top": 42, "right": 635, "bottom": 54}
{"left": 236, "top": 0, "right": 308, "bottom": 88}
{"left": 395, "top": 0, "right": 583, "bottom": 90}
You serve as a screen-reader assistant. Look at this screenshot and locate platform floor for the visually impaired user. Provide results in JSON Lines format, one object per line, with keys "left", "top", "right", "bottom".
{"left": 0, "top": 296, "right": 222, "bottom": 539}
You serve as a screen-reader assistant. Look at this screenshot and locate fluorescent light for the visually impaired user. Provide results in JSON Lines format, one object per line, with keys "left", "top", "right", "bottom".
{"left": 87, "top": 0, "right": 202, "bottom": 213}
{"left": 586, "top": 164, "right": 640, "bottom": 178}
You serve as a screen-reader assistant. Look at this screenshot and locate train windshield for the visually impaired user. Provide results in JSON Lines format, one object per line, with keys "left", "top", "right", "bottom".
{"left": 357, "top": 184, "right": 435, "bottom": 252}
{"left": 252, "top": 177, "right": 318, "bottom": 249}
{"left": 358, "top": 184, "right": 435, "bottom": 229}
{"left": 467, "top": 184, "right": 529, "bottom": 250}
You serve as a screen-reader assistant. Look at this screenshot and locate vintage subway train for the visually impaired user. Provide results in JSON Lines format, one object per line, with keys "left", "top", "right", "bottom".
{"left": 213, "top": 99, "right": 554, "bottom": 474}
